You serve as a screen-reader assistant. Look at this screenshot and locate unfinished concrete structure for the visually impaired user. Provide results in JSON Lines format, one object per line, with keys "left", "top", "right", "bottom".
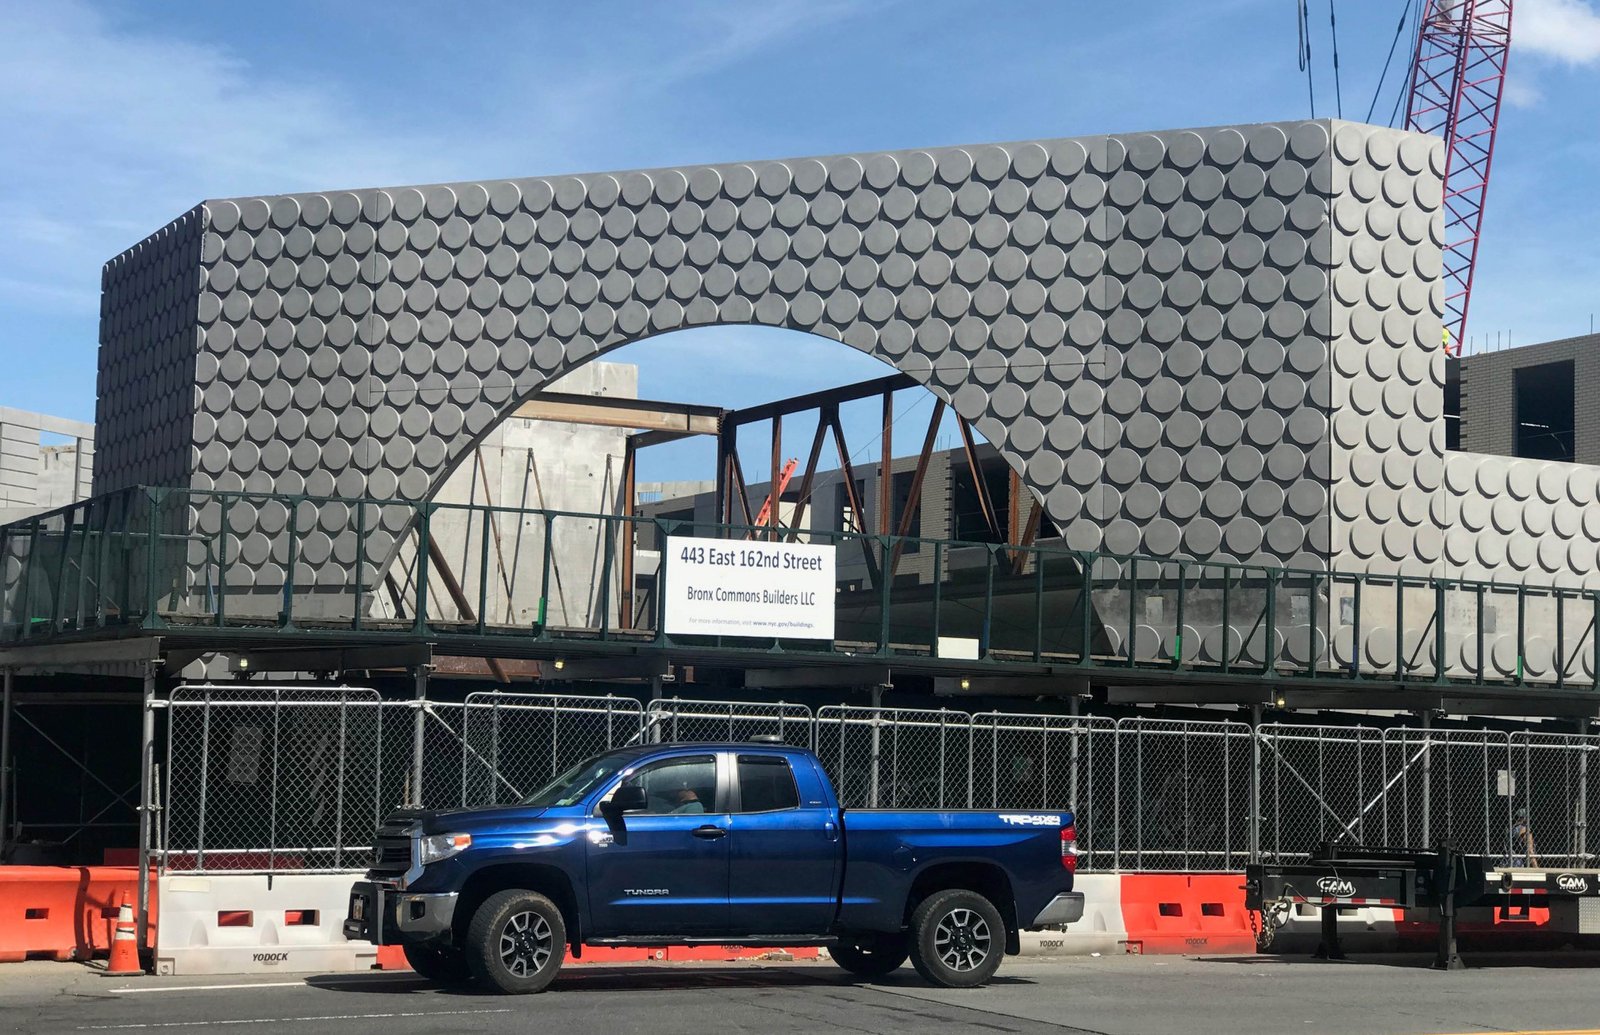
{"left": 0, "top": 409, "right": 94, "bottom": 524}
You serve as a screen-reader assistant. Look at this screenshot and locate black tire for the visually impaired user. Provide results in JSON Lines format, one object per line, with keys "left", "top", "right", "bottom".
{"left": 463, "top": 889, "right": 568, "bottom": 994}
{"left": 907, "top": 889, "right": 1005, "bottom": 988}
{"left": 830, "top": 931, "right": 910, "bottom": 978}
{"left": 402, "top": 941, "right": 471, "bottom": 985}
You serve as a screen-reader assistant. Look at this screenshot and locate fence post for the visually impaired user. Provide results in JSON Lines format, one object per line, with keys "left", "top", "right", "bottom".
{"left": 0, "top": 667, "right": 11, "bottom": 861}
{"left": 869, "top": 687, "right": 882, "bottom": 808}
{"left": 1577, "top": 719, "right": 1592, "bottom": 865}
{"left": 1068, "top": 696, "right": 1081, "bottom": 823}
{"left": 1249, "top": 702, "right": 1262, "bottom": 865}
{"left": 411, "top": 666, "right": 429, "bottom": 806}
{"left": 1419, "top": 710, "right": 1433, "bottom": 847}
{"left": 136, "top": 664, "right": 156, "bottom": 957}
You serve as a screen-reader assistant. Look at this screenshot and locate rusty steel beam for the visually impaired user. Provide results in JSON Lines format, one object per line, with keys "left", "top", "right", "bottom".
{"left": 889, "top": 398, "right": 946, "bottom": 577}
{"left": 879, "top": 390, "right": 893, "bottom": 537}
{"left": 513, "top": 392, "right": 723, "bottom": 435}
{"left": 957, "top": 415, "right": 1001, "bottom": 543}
{"left": 725, "top": 373, "right": 914, "bottom": 428}
{"left": 769, "top": 414, "right": 782, "bottom": 541}
{"left": 828, "top": 410, "right": 881, "bottom": 585}
{"left": 784, "top": 413, "right": 832, "bottom": 543}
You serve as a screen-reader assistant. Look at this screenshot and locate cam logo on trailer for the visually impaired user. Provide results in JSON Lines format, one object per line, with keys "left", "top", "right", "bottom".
{"left": 998, "top": 814, "right": 1062, "bottom": 827}
{"left": 1316, "top": 877, "right": 1356, "bottom": 898}
{"left": 1555, "top": 873, "right": 1589, "bottom": 894}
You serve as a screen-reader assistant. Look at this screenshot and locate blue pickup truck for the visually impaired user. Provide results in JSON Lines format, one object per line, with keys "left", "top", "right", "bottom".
{"left": 344, "top": 740, "right": 1081, "bottom": 993}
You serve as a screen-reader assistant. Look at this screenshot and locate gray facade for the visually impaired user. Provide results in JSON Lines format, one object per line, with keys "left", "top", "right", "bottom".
{"left": 87, "top": 118, "right": 1600, "bottom": 605}
{"left": 97, "top": 119, "right": 1443, "bottom": 590}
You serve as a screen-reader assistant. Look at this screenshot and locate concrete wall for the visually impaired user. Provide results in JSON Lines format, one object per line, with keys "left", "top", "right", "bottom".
{"left": 99, "top": 120, "right": 1426, "bottom": 586}
{"left": 372, "top": 362, "right": 636, "bottom": 627}
{"left": 0, "top": 408, "right": 95, "bottom": 523}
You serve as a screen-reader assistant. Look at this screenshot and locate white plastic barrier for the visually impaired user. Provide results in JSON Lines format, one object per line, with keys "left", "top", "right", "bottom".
{"left": 1021, "top": 873, "right": 1128, "bottom": 956}
{"left": 156, "top": 872, "right": 378, "bottom": 975}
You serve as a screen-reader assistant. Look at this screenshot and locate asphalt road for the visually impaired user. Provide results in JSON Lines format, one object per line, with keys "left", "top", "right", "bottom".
{"left": 5, "top": 954, "right": 1600, "bottom": 1035}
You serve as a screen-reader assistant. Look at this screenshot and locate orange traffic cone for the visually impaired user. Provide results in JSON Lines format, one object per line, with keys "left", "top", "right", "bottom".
{"left": 106, "top": 896, "right": 142, "bottom": 975}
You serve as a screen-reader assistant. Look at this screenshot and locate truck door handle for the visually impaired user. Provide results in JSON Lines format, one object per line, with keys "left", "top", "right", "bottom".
{"left": 691, "top": 825, "right": 727, "bottom": 840}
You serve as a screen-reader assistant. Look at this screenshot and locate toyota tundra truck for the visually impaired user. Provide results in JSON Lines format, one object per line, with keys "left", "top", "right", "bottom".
{"left": 344, "top": 741, "right": 1081, "bottom": 993}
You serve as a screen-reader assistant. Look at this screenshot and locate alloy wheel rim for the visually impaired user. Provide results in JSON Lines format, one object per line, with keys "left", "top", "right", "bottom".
{"left": 499, "top": 910, "right": 553, "bottom": 977}
{"left": 933, "top": 907, "right": 991, "bottom": 972}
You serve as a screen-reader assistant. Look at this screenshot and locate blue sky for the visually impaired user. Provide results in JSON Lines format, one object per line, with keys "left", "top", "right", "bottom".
{"left": 4, "top": 0, "right": 1598, "bottom": 446}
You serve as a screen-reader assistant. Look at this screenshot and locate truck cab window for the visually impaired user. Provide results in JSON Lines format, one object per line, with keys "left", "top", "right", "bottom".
{"left": 615, "top": 755, "right": 718, "bottom": 814}
{"left": 736, "top": 755, "right": 800, "bottom": 812}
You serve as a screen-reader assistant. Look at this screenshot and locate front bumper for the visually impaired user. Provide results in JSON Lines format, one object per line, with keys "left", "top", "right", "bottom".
{"left": 343, "top": 880, "right": 459, "bottom": 944}
{"left": 1029, "top": 892, "right": 1086, "bottom": 927}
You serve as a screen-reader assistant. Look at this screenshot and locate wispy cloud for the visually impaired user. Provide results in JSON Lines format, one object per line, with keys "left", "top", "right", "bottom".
{"left": 1516, "top": 0, "right": 1600, "bottom": 65}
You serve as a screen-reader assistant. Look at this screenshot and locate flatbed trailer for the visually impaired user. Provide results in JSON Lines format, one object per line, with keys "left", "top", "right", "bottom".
{"left": 1245, "top": 844, "right": 1600, "bottom": 969}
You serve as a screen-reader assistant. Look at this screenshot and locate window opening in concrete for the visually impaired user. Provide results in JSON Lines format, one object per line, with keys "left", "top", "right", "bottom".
{"left": 1513, "top": 360, "right": 1575, "bottom": 462}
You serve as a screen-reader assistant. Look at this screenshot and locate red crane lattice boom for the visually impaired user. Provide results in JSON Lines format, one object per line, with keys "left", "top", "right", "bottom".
{"left": 1404, "top": 0, "right": 1513, "bottom": 356}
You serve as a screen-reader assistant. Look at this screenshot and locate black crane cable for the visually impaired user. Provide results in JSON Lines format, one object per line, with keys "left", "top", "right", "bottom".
{"left": 1367, "top": 0, "right": 1418, "bottom": 123}
{"left": 1389, "top": 0, "right": 1425, "bottom": 127}
{"left": 1329, "top": 0, "right": 1344, "bottom": 118}
{"left": 1297, "top": 0, "right": 1317, "bottom": 117}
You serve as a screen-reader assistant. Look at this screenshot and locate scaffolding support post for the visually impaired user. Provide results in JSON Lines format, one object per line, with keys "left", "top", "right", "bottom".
{"left": 1249, "top": 700, "right": 1263, "bottom": 865}
{"left": 0, "top": 666, "right": 12, "bottom": 861}
{"left": 411, "top": 665, "right": 430, "bottom": 807}
{"left": 136, "top": 663, "right": 156, "bottom": 961}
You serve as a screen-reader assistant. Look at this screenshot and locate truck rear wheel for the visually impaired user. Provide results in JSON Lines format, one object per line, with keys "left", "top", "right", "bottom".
{"left": 402, "top": 941, "right": 470, "bottom": 985}
{"left": 830, "top": 932, "right": 909, "bottom": 978}
{"left": 464, "top": 889, "right": 567, "bottom": 994}
{"left": 908, "top": 889, "right": 1005, "bottom": 988}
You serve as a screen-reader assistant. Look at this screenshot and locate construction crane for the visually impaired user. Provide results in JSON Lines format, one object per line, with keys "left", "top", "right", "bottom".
{"left": 1402, "top": 0, "right": 1513, "bottom": 357}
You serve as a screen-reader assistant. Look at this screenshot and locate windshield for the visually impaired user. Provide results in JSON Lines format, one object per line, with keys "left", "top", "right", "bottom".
{"left": 520, "top": 749, "right": 639, "bottom": 808}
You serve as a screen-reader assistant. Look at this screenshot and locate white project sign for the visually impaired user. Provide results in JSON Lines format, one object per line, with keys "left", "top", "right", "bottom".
{"left": 664, "top": 536, "right": 835, "bottom": 639}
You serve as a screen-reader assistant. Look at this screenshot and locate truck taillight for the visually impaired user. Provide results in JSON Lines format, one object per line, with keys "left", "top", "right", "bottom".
{"left": 1061, "top": 823, "right": 1079, "bottom": 873}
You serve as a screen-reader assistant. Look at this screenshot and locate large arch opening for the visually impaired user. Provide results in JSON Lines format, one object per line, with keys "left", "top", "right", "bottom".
{"left": 362, "top": 324, "right": 1083, "bottom": 660}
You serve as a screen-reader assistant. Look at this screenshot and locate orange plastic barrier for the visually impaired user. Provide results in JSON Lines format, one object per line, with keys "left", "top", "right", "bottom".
{"left": 1118, "top": 873, "right": 1255, "bottom": 955}
{"left": 0, "top": 867, "right": 156, "bottom": 963}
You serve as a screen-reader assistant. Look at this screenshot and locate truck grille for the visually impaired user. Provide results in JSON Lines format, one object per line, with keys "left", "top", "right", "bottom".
{"left": 371, "top": 835, "right": 414, "bottom": 876}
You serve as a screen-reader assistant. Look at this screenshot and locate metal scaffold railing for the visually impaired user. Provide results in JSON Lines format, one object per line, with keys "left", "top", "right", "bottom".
{"left": 6, "top": 487, "right": 1600, "bottom": 692}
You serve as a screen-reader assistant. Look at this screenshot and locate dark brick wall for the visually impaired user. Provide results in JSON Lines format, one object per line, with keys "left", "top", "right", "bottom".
{"left": 1458, "top": 333, "right": 1600, "bottom": 463}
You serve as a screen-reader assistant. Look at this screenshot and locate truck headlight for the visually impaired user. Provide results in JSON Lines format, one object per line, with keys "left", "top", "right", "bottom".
{"left": 418, "top": 832, "right": 472, "bottom": 864}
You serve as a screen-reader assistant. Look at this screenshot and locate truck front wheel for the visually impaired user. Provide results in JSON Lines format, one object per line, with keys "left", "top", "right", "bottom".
{"left": 907, "top": 889, "right": 1005, "bottom": 988}
{"left": 464, "top": 889, "right": 567, "bottom": 994}
{"left": 830, "top": 931, "right": 909, "bottom": 978}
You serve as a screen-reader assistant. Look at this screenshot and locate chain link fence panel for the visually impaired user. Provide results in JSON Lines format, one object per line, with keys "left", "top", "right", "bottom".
{"left": 161, "top": 685, "right": 387, "bottom": 872}
{"left": 155, "top": 686, "right": 1600, "bottom": 876}
{"left": 1510, "top": 731, "right": 1600, "bottom": 868}
{"left": 815, "top": 707, "right": 976, "bottom": 809}
{"left": 461, "top": 693, "right": 645, "bottom": 806}
{"left": 1258, "top": 723, "right": 1386, "bottom": 863}
{"left": 644, "top": 698, "right": 813, "bottom": 747}
{"left": 1111, "top": 717, "right": 1254, "bottom": 871}
{"left": 972, "top": 713, "right": 1115, "bottom": 865}
{"left": 1379, "top": 728, "right": 1515, "bottom": 859}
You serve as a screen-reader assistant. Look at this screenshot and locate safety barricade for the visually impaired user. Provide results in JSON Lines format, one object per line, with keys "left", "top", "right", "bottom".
{"left": 155, "top": 872, "right": 376, "bottom": 975}
{"left": 1117, "top": 873, "right": 1256, "bottom": 955}
{"left": 1020, "top": 873, "right": 1128, "bottom": 956}
{"left": 0, "top": 867, "right": 150, "bottom": 963}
